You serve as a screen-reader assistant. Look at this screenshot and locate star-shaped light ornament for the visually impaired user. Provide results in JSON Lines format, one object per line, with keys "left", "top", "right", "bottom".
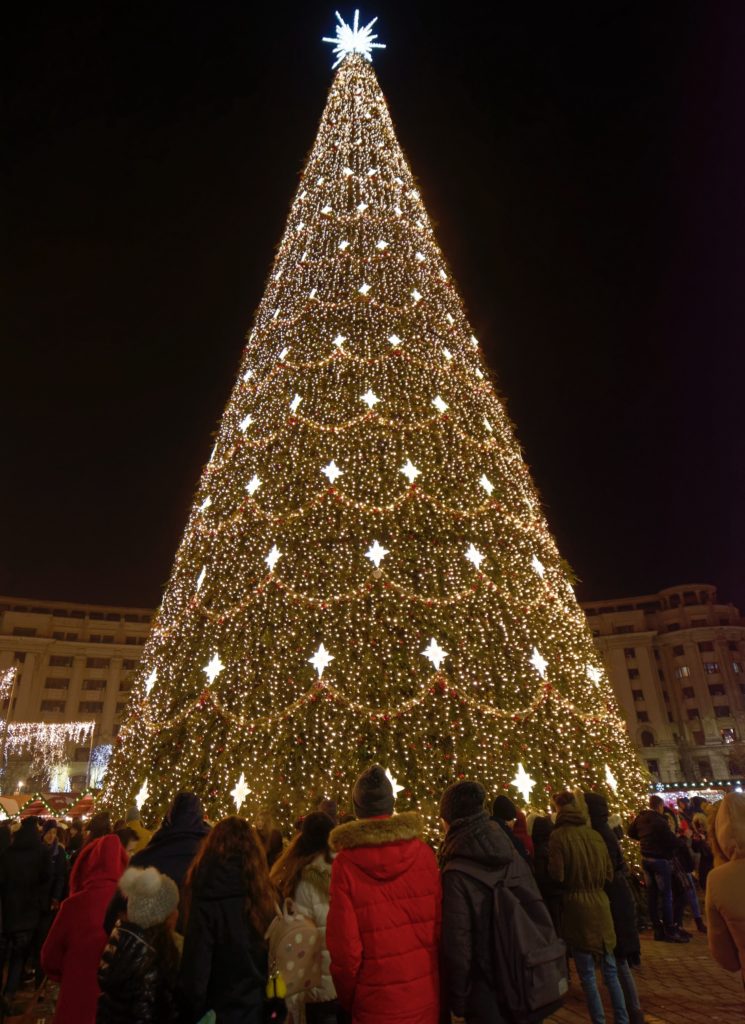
{"left": 246, "top": 474, "right": 262, "bottom": 496}
{"left": 388, "top": 333, "right": 402, "bottom": 347}
{"left": 322, "top": 460, "right": 343, "bottom": 484}
{"left": 265, "top": 545, "right": 282, "bottom": 572}
{"left": 465, "top": 543, "right": 484, "bottom": 570}
{"left": 531, "top": 554, "right": 546, "bottom": 578}
{"left": 196, "top": 566, "right": 207, "bottom": 592}
{"left": 400, "top": 458, "right": 420, "bottom": 484}
{"left": 385, "top": 768, "right": 404, "bottom": 800}
{"left": 432, "top": 395, "right": 448, "bottom": 414}
{"left": 332, "top": 334, "right": 346, "bottom": 348}
{"left": 360, "top": 388, "right": 380, "bottom": 409}
{"left": 479, "top": 474, "right": 494, "bottom": 496}
{"left": 203, "top": 652, "right": 225, "bottom": 686}
{"left": 322, "top": 10, "right": 386, "bottom": 68}
{"left": 365, "top": 539, "right": 389, "bottom": 568}
{"left": 511, "top": 763, "right": 536, "bottom": 805}
{"left": 231, "top": 772, "right": 251, "bottom": 812}
{"left": 309, "top": 643, "right": 334, "bottom": 679}
{"left": 135, "top": 779, "right": 149, "bottom": 810}
{"left": 290, "top": 394, "right": 302, "bottom": 414}
{"left": 144, "top": 669, "right": 157, "bottom": 697}
{"left": 198, "top": 495, "right": 212, "bottom": 512}
{"left": 605, "top": 764, "right": 618, "bottom": 794}
{"left": 586, "top": 665, "right": 602, "bottom": 687}
{"left": 358, "top": 281, "right": 371, "bottom": 295}
{"left": 422, "top": 637, "right": 448, "bottom": 671}
{"left": 530, "top": 647, "right": 548, "bottom": 679}
{"left": 239, "top": 413, "right": 254, "bottom": 433}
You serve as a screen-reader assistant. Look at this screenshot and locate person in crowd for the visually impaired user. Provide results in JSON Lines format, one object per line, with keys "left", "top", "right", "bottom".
{"left": 124, "top": 806, "right": 152, "bottom": 854}
{"left": 706, "top": 793, "right": 745, "bottom": 980}
{"left": 439, "top": 780, "right": 527, "bottom": 1023}
{"left": 317, "top": 798, "right": 339, "bottom": 826}
{"left": 0, "top": 816, "right": 51, "bottom": 1013}
{"left": 42, "top": 833, "right": 129, "bottom": 1024}
{"left": 271, "top": 811, "right": 337, "bottom": 1024}
{"left": 68, "top": 819, "right": 84, "bottom": 861}
{"left": 86, "top": 812, "right": 113, "bottom": 844}
{"left": 104, "top": 791, "right": 210, "bottom": 933}
{"left": 549, "top": 792, "right": 629, "bottom": 1024}
{"left": 256, "top": 809, "right": 284, "bottom": 868}
{"left": 326, "top": 764, "right": 440, "bottom": 1024}
{"left": 671, "top": 833, "right": 706, "bottom": 935}
{"left": 114, "top": 827, "right": 140, "bottom": 856}
{"left": 491, "top": 796, "right": 530, "bottom": 862}
{"left": 33, "top": 819, "right": 71, "bottom": 986}
{"left": 628, "top": 794, "right": 686, "bottom": 942}
{"left": 531, "top": 815, "right": 562, "bottom": 930}
{"left": 97, "top": 865, "right": 180, "bottom": 1023}
{"left": 585, "top": 792, "right": 644, "bottom": 1024}
{"left": 691, "top": 812, "right": 714, "bottom": 890}
{"left": 178, "top": 815, "right": 274, "bottom": 1024}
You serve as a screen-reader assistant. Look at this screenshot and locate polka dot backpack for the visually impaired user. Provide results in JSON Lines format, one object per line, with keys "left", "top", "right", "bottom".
{"left": 265, "top": 898, "right": 323, "bottom": 998}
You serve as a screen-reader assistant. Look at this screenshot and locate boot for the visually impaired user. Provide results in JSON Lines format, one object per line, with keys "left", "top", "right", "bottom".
{"left": 628, "top": 1010, "right": 647, "bottom": 1024}
{"left": 695, "top": 916, "right": 708, "bottom": 934}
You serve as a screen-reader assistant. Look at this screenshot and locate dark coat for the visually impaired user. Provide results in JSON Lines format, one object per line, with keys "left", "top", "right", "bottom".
{"left": 44, "top": 841, "right": 70, "bottom": 906}
{"left": 531, "top": 817, "right": 562, "bottom": 928}
{"left": 177, "top": 857, "right": 267, "bottom": 1024}
{"left": 97, "top": 921, "right": 179, "bottom": 1024}
{"left": 439, "top": 810, "right": 515, "bottom": 1023}
{"left": 0, "top": 819, "right": 51, "bottom": 934}
{"left": 628, "top": 809, "right": 676, "bottom": 859}
{"left": 584, "top": 793, "right": 640, "bottom": 964}
{"left": 491, "top": 817, "right": 529, "bottom": 862}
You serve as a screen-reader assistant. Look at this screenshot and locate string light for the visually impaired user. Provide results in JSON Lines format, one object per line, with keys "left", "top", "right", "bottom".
{"left": 6, "top": 722, "right": 94, "bottom": 783}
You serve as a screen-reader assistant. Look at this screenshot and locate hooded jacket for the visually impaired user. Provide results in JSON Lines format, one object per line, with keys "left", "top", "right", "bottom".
{"left": 548, "top": 804, "right": 615, "bottom": 956}
{"left": 177, "top": 856, "right": 268, "bottom": 1024}
{"left": 41, "top": 834, "right": 129, "bottom": 1024}
{"left": 326, "top": 811, "right": 441, "bottom": 1024}
{"left": 439, "top": 811, "right": 516, "bottom": 1023}
{"left": 584, "top": 792, "right": 640, "bottom": 964}
{"left": 291, "top": 854, "right": 336, "bottom": 1016}
{"left": 706, "top": 793, "right": 745, "bottom": 979}
{"left": 627, "top": 809, "right": 677, "bottom": 859}
{"left": 0, "top": 818, "right": 51, "bottom": 934}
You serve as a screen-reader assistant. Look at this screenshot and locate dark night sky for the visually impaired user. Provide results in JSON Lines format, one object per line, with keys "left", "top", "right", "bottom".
{"left": 4, "top": 2, "right": 744, "bottom": 610}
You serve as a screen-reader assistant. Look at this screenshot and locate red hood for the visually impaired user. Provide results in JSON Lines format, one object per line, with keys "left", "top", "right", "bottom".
{"left": 69, "top": 833, "right": 128, "bottom": 894}
{"left": 330, "top": 811, "right": 426, "bottom": 881}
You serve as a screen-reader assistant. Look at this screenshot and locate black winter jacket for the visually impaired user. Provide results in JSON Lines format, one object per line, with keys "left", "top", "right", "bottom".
{"left": 177, "top": 857, "right": 268, "bottom": 1024}
{"left": 439, "top": 811, "right": 516, "bottom": 1023}
{"left": 0, "top": 821, "right": 51, "bottom": 934}
{"left": 97, "top": 922, "right": 179, "bottom": 1024}
{"left": 585, "top": 793, "right": 640, "bottom": 964}
{"left": 628, "top": 809, "right": 677, "bottom": 859}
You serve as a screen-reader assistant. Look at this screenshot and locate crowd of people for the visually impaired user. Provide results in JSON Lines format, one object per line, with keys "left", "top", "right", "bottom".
{"left": 0, "top": 770, "right": 740, "bottom": 1024}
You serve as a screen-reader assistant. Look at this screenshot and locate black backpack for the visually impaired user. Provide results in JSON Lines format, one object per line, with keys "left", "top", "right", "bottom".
{"left": 443, "top": 854, "right": 568, "bottom": 1024}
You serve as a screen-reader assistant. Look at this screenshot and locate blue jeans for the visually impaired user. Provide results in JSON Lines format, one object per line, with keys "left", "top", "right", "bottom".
{"left": 574, "top": 951, "right": 630, "bottom": 1024}
{"left": 642, "top": 856, "right": 674, "bottom": 932}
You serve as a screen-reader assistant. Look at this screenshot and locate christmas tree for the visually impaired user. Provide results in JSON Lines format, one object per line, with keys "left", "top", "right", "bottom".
{"left": 102, "top": 16, "right": 647, "bottom": 826}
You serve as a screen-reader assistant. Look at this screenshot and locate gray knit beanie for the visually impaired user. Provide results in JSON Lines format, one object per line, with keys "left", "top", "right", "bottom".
{"left": 352, "top": 764, "right": 394, "bottom": 819}
{"left": 119, "top": 866, "right": 178, "bottom": 929}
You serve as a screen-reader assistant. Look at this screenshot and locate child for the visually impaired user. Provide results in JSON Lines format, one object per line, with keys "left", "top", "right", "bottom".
{"left": 97, "top": 865, "right": 180, "bottom": 1023}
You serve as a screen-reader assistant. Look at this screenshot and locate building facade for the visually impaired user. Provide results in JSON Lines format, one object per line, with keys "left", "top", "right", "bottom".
{"left": 583, "top": 584, "right": 745, "bottom": 784}
{"left": 1, "top": 584, "right": 743, "bottom": 790}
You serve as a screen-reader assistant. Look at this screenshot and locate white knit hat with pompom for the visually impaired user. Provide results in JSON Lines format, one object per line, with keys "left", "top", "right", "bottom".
{"left": 119, "top": 866, "right": 179, "bottom": 929}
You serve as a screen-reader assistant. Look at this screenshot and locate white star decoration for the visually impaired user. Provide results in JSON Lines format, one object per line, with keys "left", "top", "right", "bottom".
{"left": 144, "top": 669, "right": 157, "bottom": 697}
{"left": 322, "top": 460, "right": 343, "bottom": 484}
{"left": 586, "top": 665, "right": 602, "bottom": 687}
{"left": 465, "top": 543, "right": 484, "bottom": 570}
{"left": 242, "top": 368, "right": 254, "bottom": 382}
{"left": 231, "top": 772, "right": 251, "bottom": 811}
{"left": 365, "top": 540, "right": 389, "bottom": 568}
{"left": 360, "top": 388, "right": 380, "bottom": 409}
{"left": 203, "top": 652, "right": 224, "bottom": 686}
{"left": 422, "top": 637, "right": 448, "bottom": 671}
{"left": 198, "top": 495, "right": 212, "bottom": 512}
{"left": 246, "top": 475, "right": 262, "bottom": 496}
{"left": 357, "top": 202, "right": 369, "bottom": 215}
{"left": 322, "top": 11, "right": 386, "bottom": 68}
{"left": 388, "top": 333, "right": 402, "bottom": 347}
{"left": 338, "top": 240, "right": 350, "bottom": 252}
{"left": 443, "top": 347, "right": 453, "bottom": 361}
{"left": 530, "top": 647, "right": 548, "bottom": 679}
{"left": 332, "top": 334, "right": 346, "bottom": 348}
{"left": 400, "top": 459, "right": 420, "bottom": 484}
{"left": 376, "top": 239, "right": 389, "bottom": 250}
{"left": 135, "top": 779, "right": 149, "bottom": 809}
{"left": 479, "top": 474, "right": 494, "bottom": 496}
{"left": 531, "top": 554, "right": 546, "bottom": 578}
{"left": 511, "top": 763, "right": 535, "bottom": 805}
{"left": 385, "top": 768, "right": 404, "bottom": 799}
{"left": 432, "top": 395, "right": 448, "bottom": 414}
{"left": 605, "top": 764, "right": 618, "bottom": 794}
{"left": 342, "top": 167, "right": 353, "bottom": 178}
{"left": 279, "top": 347, "right": 290, "bottom": 361}
{"left": 484, "top": 417, "right": 493, "bottom": 433}
{"left": 309, "top": 643, "right": 334, "bottom": 679}
{"left": 411, "top": 289, "right": 422, "bottom": 303}
{"left": 358, "top": 281, "right": 371, "bottom": 295}
{"left": 290, "top": 394, "right": 302, "bottom": 413}
{"left": 239, "top": 413, "right": 253, "bottom": 433}
{"left": 265, "top": 545, "right": 282, "bottom": 572}
{"left": 196, "top": 566, "right": 206, "bottom": 592}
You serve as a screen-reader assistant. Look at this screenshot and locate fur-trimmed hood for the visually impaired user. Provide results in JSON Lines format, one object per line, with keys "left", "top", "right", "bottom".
{"left": 330, "top": 812, "right": 425, "bottom": 882}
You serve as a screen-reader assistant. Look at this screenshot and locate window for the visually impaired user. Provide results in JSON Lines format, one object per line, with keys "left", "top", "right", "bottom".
{"left": 89, "top": 611, "right": 104, "bottom": 620}
{"left": 44, "top": 678, "right": 70, "bottom": 690}
{"left": 698, "top": 641, "right": 715, "bottom": 652}
{"left": 86, "top": 657, "right": 110, "bottom": 669}
{"left": 687, "top": 708, "right": 700, "bottom": 720}
{"left": 49, "top": 655, "right": 73, "bottom": 667}
{"left": 12, "top": 627, "right": 35, "bottom": 637}
{"left": 124, "top": 614, "right": 139, "bottom": 623}
{"left": 632, "top": 690, "right": 644, "bottom": 701}
{"left": 52, "top": 631, "right": 64, "bottom": 640}
{"left": 733, "top": 662, "right": 743, "bottom": 674}
{"left": 667, "top": 623, "right": 680, "bottom": 632}
{"left": 41, "top": 700, "right": 66, "bottom": 712}
{"left": 673, "top": 645, "right": 685, "bottom": 657}
{"left": 628, "top": 668, "right": 640, "bottom": 680}
{"left": 69, "top": 609, "right": 84, "bottom": 618}
{"left": 106, "top": 613, "right": 121, "bottom": 622}
{"left": 714, "top": 706, "right": 731, "bottom": 718}
{"left": 636, "top": 711, "right": 650, "bottom": 722}
{"left": 691, "top": 619, "right": 707, "bottom": 627}
{"left": 708, "top": 684, "right": 726, "bottom": 697}
{"left": 693, "top": 731, "right": 705, "bottom": 745}
{"left": 697, "top": 758, "right": 711, "bottom": 778}
{"left": 65, "top": 633, "right": 79, "bottom": 641}
{"left": 89, "top": 634, "right": 114, "bottom": 644}
{"left": 115, "top": 702, "right": 127, "bottom": 714}
{"left": 682, "top": 687, "right": 695, "bottom": 698}
{"left": 721, "top": 728, "right": 737, "bottom": 744}
{"left": 125, "top": 636, "right": 140, "bottom": 645}
{"left": 78, "top": 701, "right": 103, "bottom": 713}
{"left": 646, "top": 759, "right": 660, "bottom": 775}
{"left": 112, "top": 724, "right": 121, "bottom": 735}
{"left": 614, "top": 625, "right": 634, "bottom": 635}
{"left": 720, "top": 618, "right": 729, "bottom": 626}
{"left": 674, "top": 666, "right": 690, "bottom": 679}
{"left": 74, "top": 746, "right": 90, "bottom": 760}
{"left": 728, "top": 641, "right": 739, "bottom": 652}
{"left": 640, "top": 730, "right": 655, "bottom": 747}
{"left": 704, "top": 662, "right": 720, "bottom": 674}
{"left": 624, "top": 647, "right": 636, "bottom": 659}
{"left": 13, "top": 652, "right": 26, "bottom": 663}
{"left": 122, "top": 659, "right": 138, "bottom": 669}
{"left": 118, "top": 681, "right": 132, "bottom": 692}
{"left": 83, "top": 679, "right": 106, "bottom": 691}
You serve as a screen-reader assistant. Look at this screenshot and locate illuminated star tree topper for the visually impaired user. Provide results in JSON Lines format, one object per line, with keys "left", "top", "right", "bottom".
{"left": 322, "top": 10, "right": 386, "bottom": 69}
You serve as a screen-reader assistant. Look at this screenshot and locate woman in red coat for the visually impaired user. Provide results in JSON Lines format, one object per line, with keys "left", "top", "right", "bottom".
{"left": 42, "top": 833, "right": 128, "bottom": 1024}
{"left": 326, "top": 765, "right": 441, "bottom": 1024}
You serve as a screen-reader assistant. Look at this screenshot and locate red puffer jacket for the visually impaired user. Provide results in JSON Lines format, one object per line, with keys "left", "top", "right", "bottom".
{"left": 326, "top": 811, "right": 441, "bottom": 1024}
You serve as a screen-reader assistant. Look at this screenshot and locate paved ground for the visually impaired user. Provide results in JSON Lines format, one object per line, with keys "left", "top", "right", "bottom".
{"left": 548, "top": 928, "right": 744, "bottom": 1023}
